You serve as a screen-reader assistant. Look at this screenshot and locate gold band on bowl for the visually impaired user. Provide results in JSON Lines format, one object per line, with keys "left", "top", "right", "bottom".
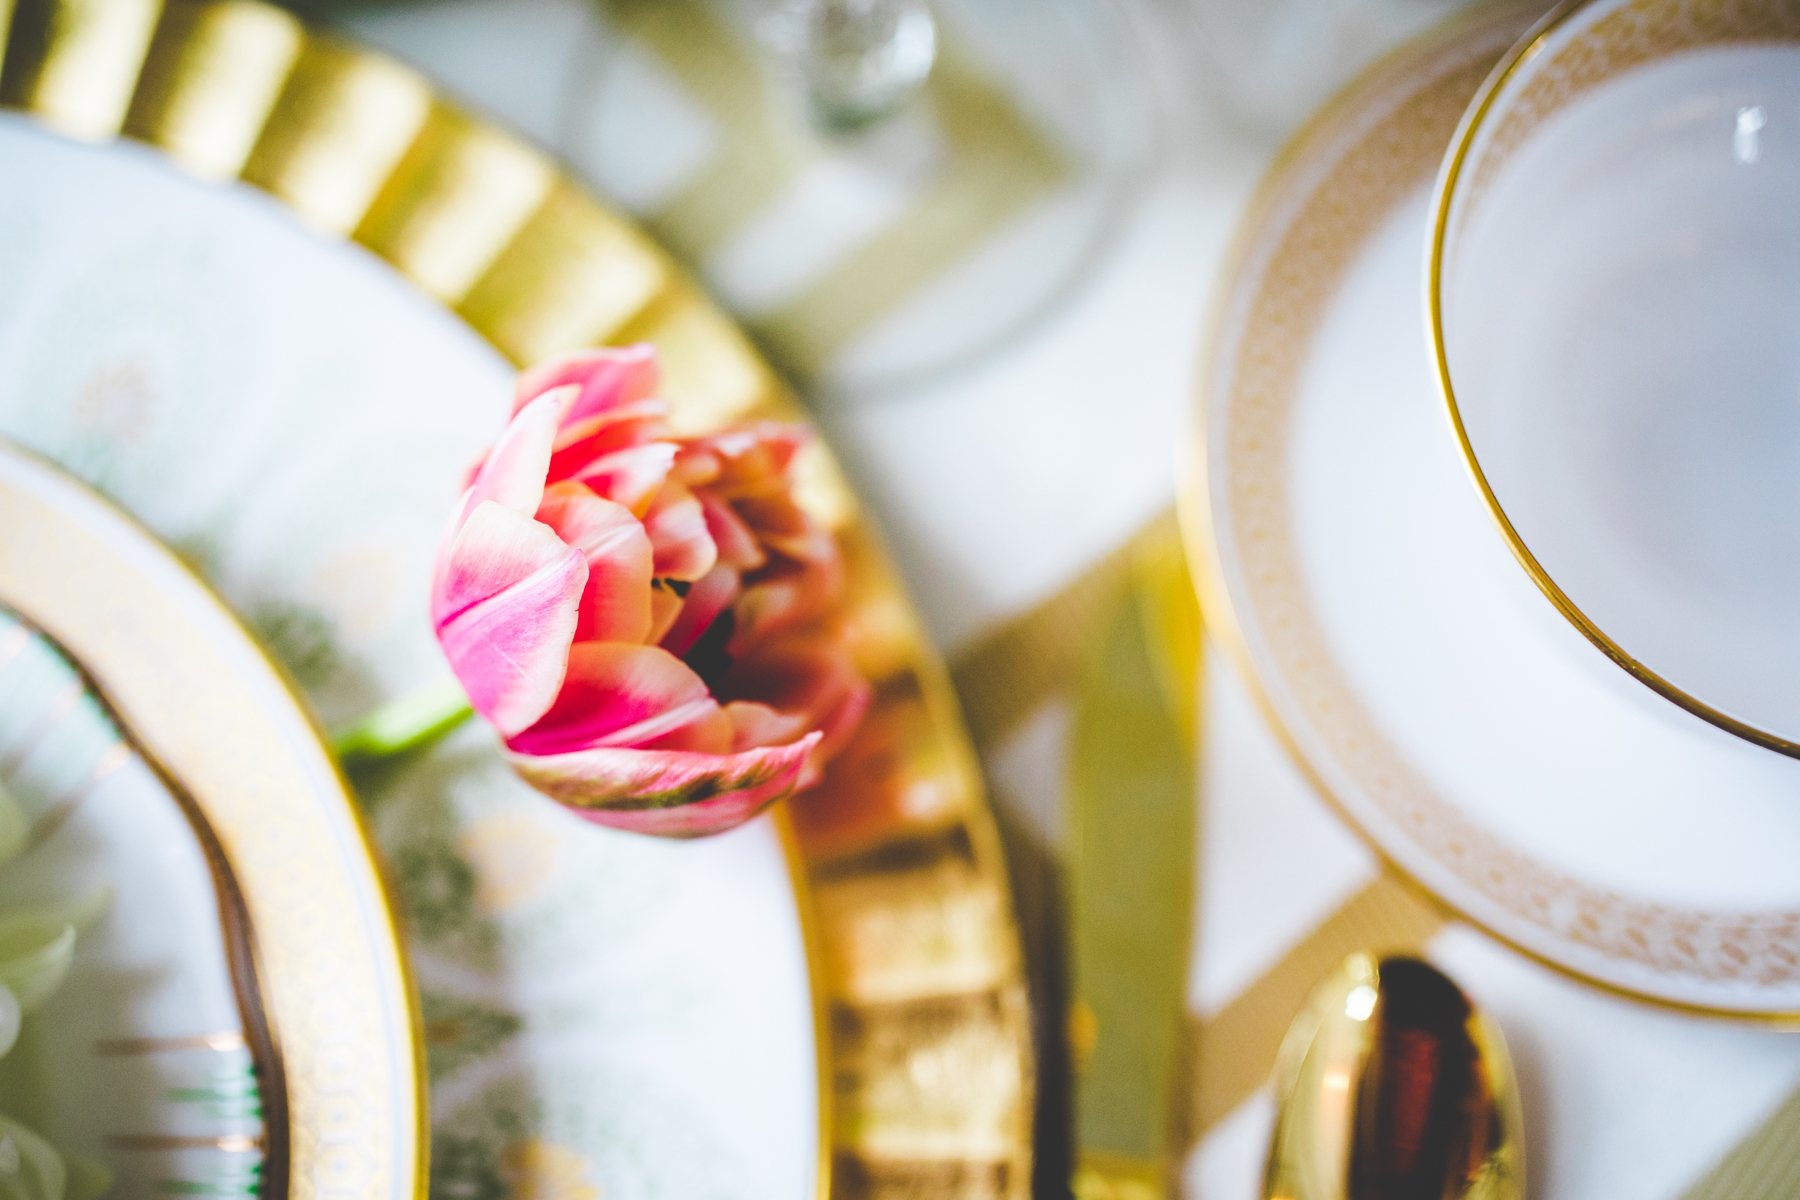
{"left": 1426, "top": 0, "right": 1800, "bottom": 760}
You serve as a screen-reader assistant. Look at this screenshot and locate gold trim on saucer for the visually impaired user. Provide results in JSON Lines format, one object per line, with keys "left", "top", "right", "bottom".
{"left": 1427, "top": 0, "right": 1800, "bottom": 759}
{"left": 0, "top": 0, "right": 1035, "bottom": 1192}
{"left": 1180, "top": 0, "right": 1800, "bottom": 1021}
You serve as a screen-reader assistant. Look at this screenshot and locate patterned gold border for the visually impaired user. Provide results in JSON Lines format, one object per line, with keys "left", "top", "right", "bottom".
{"left": 0, "top": 441, "right": 423, "bottom": 1200}
{"left": 3, "top": 604, "right": 291, "bottom": 1190}
{"left": 1180, "top": 0, "right": 1800, "bottom": 1020}
{"left": 0, "top": 0, "right": 1035, "bottom": 1192}
{"left": 1428, "top": 0, "right": 1800, "bottom": 758}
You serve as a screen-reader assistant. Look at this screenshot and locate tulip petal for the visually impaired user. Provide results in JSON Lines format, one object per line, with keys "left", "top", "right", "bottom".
{"left": 514, "top": 343, "right": 660, "bottom": 424}
{"left": 552, "top": 399, "right": 669, "bottom": 451}
{"left": 574, "top": 443, "right": 679, "bottom": 516}
{"left": 435, "top": 499, "right": 578, "bottom": 626}
{"left": 700, "top": 493, "right": 765, "bottom": 572}
{"left": 819, "top": 672, "right": 873, "bottom": 763}
{"left": 724, "top": 640, "right": 871, "bottom": 762}
{"left": 660, "top": 564, "right": 739, "bottom": 660}
{"left": 506, "top": 733, "right": 821, "bottom": 837}
{"left": 647, "top": 583, "right": 685, "bottom": 645}
{"left": 681, "top": 423, "right": 808, "bottom": 498}
{"left": 547, "top": 399, "right": 672, "bottom": 484}
{"left": 644, "top": 483, "right": 717, "bottom": 582}
{"left": 734, "top": 493, "right": 829, "bottom": 562}
{"left": 671, "top": 447, "right": 721, "bottom": 488}
{"left": 463, "top": 387, "right": 573, "bottom": 525}
{"left": 721, "top": 700, "right": 810, "bottom": 752}
{"left": 436, "top": 503, "right": 587, "bottom": 736}
{"left": 508, "top": 642, "right": 720, "bottom": 757}
{"left": 642, "top": 704, "right": 735, "bottom": 754}
{"left": 536, "top": 482, "right": 654, "bottom": 644}
{"left": 732, "top": 555, "right": 843, "bottom": 651}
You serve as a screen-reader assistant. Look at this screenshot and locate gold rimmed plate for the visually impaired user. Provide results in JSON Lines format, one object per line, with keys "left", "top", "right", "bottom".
{"left": 0, "top": 441, "right": 423, "bottom": 1200}
{"left": 1182, "top": 0, "right": 1800, "bottom": 1019}
{"left": 0, "top": 0, "right": 1034, "bottom": 1194}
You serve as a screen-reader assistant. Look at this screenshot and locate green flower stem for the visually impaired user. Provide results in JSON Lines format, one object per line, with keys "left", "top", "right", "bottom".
{"left": 332, "top": 678, "right": 475, "bottom": 764}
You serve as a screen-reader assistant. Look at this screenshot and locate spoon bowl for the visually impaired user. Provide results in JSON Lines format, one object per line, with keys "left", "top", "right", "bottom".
{"left": 1264, "top": 953, "right": 1524, "bottom": 1200}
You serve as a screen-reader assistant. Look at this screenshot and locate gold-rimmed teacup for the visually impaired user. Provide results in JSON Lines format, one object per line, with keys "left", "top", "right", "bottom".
{"left": 1429, "top": 0, "right": 1800, "bottom": 755}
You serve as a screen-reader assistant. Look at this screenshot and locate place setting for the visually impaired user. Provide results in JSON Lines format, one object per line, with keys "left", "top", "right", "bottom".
{"left": 1184, "top": 0, "right": 1800, "bottom": 1194}
{"left": 0, "top": 1, "right": 1034, "bottom": 1195}
{"left": 1188, "top": 0, "right": 1800, "bottom": 1019}
{"left": 0, "top": 0, "right": 1798, "bottom": 1196}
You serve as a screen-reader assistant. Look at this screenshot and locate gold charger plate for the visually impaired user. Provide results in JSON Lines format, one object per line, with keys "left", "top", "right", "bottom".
{"left": 0, "top": 0, "right": 1034, "bottom": 1194}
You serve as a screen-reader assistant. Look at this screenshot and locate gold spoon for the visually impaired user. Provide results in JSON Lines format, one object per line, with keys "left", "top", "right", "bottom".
{"left": 1263, "top": 952, "right": 1524, "bottom": 1200}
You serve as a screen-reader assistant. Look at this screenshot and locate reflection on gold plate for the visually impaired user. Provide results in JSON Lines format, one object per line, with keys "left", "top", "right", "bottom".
{"left": 0, "top": 0, "right": 1034, "bottom": 1194}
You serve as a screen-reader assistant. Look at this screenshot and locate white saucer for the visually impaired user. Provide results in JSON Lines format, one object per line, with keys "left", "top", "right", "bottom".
{"left": 1184, "top": 1, "right": 1800, "bottom": 1018}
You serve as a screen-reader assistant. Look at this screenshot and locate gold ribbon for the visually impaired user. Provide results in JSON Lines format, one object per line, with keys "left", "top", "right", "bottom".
{"left": 1678, "top": 1086, "right": 1800, "bottom": 1200}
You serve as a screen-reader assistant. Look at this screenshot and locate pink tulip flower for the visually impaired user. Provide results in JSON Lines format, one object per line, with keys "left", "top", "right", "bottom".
{"left": 431, "top": 345, "right": 870, "bottom": 837}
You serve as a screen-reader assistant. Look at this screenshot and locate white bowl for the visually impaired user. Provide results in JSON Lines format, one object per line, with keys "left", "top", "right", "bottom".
{"left": 1429, "top": 0, "right": 1800, "bottom": 754}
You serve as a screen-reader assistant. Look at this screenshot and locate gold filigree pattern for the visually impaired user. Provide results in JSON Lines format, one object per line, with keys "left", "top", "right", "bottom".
{"left": 0, "top": 453, "right": 415, "bottom": 1200}
{"left": 1461, "top": 0, "right": 1800, "bottom": 228}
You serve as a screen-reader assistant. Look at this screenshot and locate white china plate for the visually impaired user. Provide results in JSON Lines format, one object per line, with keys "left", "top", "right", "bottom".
{"left": 0, "top": 447, "right": 401, "bottom": 1200}
{"left": 0, "top": 112, "right": 818, "bottom": 1196}
{"left": 1186, "top": 1, "right": 1800, "bottom": 1017}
